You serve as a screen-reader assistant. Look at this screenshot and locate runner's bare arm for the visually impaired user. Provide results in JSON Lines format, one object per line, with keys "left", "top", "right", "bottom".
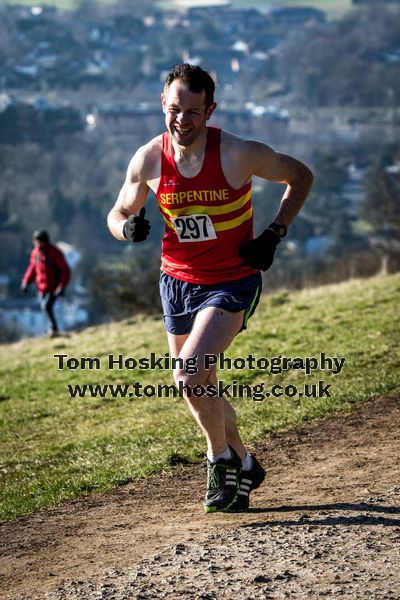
{"left": 245, "top": 141, "right": 313, "bottom": 226}
{"left": 107, "top": 145, "right": 153, "bottom": 241}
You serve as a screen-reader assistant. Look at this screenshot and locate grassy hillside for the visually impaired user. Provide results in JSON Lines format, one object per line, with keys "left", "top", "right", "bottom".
{"left": 1, "top": 273, "right": 399, "bottom": 521}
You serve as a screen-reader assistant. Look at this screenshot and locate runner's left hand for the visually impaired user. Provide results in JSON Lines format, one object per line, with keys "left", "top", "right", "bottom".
{"left": 239, "top": 228, "right": 281, "bottom": 271}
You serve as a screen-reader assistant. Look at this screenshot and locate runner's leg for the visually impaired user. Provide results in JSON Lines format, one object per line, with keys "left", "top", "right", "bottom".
{"left": 168, "top": 306, "right": 244, "bottom": 458}
{"left": 208, "top": 369, "right": 246, "bottom": 459}
{"left": 167, "top": 325, "right": 247, "bottom": 459}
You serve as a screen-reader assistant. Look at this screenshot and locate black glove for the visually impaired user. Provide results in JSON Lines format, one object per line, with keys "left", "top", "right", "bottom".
{"left": 123, "top": 207, "right": 151, "bottom": 242}
{"left": 239, "top": 228, "right": 281, "bottom": 272}
{"left": 21, "top": 283, "right": 28, "bottom": 294}
{"left": 54, "top": 287, "right": 64, "bottom": 298}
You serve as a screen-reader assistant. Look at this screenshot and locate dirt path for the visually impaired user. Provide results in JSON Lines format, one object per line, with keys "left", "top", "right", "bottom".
{"left": 1, "top": 395, "right": 399, "bottom": 600}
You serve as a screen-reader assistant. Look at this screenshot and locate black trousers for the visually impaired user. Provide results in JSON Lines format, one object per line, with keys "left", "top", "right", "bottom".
{"left": 40, "top": 292, "right": 59, "bottom": 333}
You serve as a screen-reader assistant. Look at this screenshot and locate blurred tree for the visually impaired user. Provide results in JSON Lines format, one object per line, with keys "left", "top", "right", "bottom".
{"left": 110, "top": 52, "right": 143, "bottom": 87}
{"left": 89, "top": 246, "right": 161, "bottom": 320}
{"left": 360, "top": 163, "right": 400, "bottom": 272}
{"left": 49, "top": 189, "right": 76, "bottom": 232}
{"left": 303, "top": 151, "right": 347, "bottom": 235}
{"left": 278, "top": 6, "right": 400, "bottom": 108}
{"left": 361, "top": 166, "right": 400, "bottom": 233}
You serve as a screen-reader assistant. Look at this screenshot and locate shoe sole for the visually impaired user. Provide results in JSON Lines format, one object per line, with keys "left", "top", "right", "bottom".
{"left": 203, "top": 495, "right": 239, "bottom": 514}
{"left": 223, "top": 504, "right": 248, "bottom": 513}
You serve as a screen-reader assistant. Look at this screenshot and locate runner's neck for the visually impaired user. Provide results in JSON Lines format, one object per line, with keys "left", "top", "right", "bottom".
{"left": 171, "top": 127, "right": 209, "bottom": 169}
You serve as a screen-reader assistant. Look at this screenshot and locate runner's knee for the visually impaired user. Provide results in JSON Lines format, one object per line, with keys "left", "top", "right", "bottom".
{"left": 173, "top": 367, "right": 208, "bottom": 391}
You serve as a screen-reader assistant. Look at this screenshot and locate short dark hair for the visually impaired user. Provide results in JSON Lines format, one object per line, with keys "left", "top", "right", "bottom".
{"left": 33, "top": 229, "right": 49, "bottom": 243}
{"left": 163, "top": 63, "right": 215, "bottom": 107}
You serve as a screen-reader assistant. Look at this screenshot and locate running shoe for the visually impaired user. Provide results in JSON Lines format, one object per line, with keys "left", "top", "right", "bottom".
{"left": 228, "top": 454, "right": 266, "bottom": 511}
{"left": 203, "top": 447, "right": 241, "bottom": 513}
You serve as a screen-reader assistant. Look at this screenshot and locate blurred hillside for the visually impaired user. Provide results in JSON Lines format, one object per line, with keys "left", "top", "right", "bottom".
{"left": 0, "top": 0, "right": 399, "bottom": 340}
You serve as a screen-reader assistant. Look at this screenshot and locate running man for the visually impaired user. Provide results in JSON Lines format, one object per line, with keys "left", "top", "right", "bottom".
{"left": 107, "top": 64, "right": 313, "bottom": 513}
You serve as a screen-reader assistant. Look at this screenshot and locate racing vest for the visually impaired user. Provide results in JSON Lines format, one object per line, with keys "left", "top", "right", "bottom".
{"left": 156, "top": 127, "right": 258, "bottom": 284}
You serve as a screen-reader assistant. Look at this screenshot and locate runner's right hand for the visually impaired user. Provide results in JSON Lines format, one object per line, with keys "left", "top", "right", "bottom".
{"left": 123, "top": 207, "right": 151, "bottom": 243}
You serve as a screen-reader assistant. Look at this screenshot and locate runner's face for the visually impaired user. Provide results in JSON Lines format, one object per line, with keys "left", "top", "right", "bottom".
{"left": 161, "top": 79, "right": 215, "bottom": 147}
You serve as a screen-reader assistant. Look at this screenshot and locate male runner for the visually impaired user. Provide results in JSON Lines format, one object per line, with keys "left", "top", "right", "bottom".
{"left": 108, "top": 64, "right": 313, "bottom": 513}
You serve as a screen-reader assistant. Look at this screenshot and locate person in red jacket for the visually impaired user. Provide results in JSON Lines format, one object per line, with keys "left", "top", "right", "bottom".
{"left": 21, "top": 230, "right": 71, "bottom": 336}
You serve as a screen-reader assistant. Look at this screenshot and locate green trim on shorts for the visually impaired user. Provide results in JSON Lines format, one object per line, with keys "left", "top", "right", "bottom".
{"left": 243, "top": 284, "right": 260, "bottom": 328}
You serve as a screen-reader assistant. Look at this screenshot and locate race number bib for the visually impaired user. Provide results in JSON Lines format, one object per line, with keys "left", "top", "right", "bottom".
{"left": 172, "top": 214, "right": 217, "bottom": 243}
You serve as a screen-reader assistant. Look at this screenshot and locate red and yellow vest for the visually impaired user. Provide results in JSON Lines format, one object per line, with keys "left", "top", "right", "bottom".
{"left": 156, "top": 127, "right": 258, "bottom": 284}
